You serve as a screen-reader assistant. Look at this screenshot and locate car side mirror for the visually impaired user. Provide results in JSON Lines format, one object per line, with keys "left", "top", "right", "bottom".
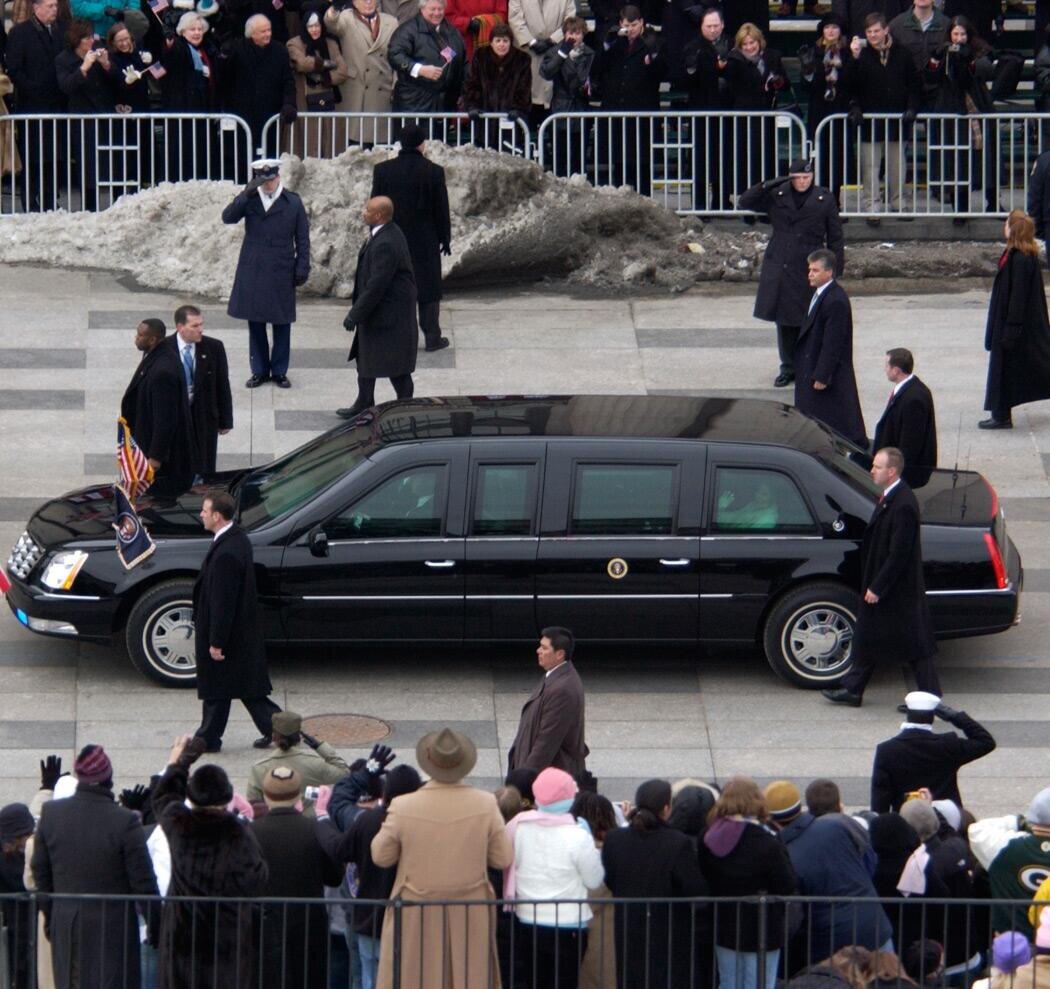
{"left": 309, "top": 528, "right": 329, "bottom": 558}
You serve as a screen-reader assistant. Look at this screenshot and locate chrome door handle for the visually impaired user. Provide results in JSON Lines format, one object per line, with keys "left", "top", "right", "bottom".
{"left": 660, "top": 558, "right": 691, "bottom": 567}
{"left": 425, "top": 560, "right": 455, "bottom": 568}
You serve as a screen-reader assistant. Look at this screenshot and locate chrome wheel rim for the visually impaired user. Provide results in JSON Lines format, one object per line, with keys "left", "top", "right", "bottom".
{"left": 782, "top": 602, "right": 854, "bottom": 680}
{"left": 143, "top": 600, "right": 197, "bottom": 678}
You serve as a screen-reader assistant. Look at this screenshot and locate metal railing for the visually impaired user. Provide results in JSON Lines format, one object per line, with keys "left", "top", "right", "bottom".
{"left": 0, "top": 890, "right": 1040, "bottom": 989}
{"left": 258, "top": 110, "right": 534, "bottom": 161}
{"left": 537, "top": 109, "right": 810, "bottom": 215}
{"left": 0, "top": 112, "right": 253, "bottom": 215}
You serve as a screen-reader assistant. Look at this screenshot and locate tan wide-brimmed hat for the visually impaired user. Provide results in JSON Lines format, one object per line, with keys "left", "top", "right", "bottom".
{"left": 416, "top": 728, "right": 477, "bottom": 783}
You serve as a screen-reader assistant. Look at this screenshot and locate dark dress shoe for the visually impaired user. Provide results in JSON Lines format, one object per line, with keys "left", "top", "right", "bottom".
{"left": 272, "top": 374, "right": 291, "bottom": 389}
{"left": 773, "top": 372, "right": 794, "bottom": 388}
{"left": 246, "top": 374, "right": 270, "bottom": 388}
{"left": 424, "top": 336, "right": 450, "bottom": 352}
{"left": 252, "top": 736, "right": 273, "bottom": 749}
{"left": 978, "top": 417, "right": 1012, "bottom": 430}
{"left": 821, "top": 688, "right": 863, "bottom": 707}
{"left": 336, "top": 403, "right": 369, "bottom": 420}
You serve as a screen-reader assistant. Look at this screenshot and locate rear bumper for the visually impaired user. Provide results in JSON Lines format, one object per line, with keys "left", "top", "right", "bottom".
{"left": 5, "top": 575, "right": 119, "bottom": 640}
{"left": 929, "top": 537, "right": 1022, "bottom": 637}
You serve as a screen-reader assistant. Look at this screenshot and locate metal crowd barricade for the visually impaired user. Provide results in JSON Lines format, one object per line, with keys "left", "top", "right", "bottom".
{"left": 813, "top": 111, "right": 1050, "bottom": 218}
{"left": 0, "top": 112, "right": 253, "bottom": 216}
{"left": 259, "top": 110, "right": 534, "bottom": 161}
{"left": 536, "top": 109, "right": 809, "bottom": 215}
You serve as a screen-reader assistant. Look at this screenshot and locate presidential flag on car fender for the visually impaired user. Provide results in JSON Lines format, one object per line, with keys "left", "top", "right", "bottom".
{"left": 113, "top": 485, "right": 155, "bottom": 570}
{"left": 117, "top": 416, "right": 153, "bottom": 500}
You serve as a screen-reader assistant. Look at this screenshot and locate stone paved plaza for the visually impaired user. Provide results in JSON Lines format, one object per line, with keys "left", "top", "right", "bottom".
{"left": 0, "top": 263, "right": 1048, "bottom": 817}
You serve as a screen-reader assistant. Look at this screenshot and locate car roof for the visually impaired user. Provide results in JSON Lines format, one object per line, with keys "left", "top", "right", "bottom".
{"left": 357, "top": 395, "right": 840, "bottom": 455}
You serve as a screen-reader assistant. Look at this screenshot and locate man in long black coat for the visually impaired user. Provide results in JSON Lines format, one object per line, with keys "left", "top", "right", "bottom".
{"left": 6, "top": 0, "right": 66, "bottom": 211}
{"left": 871, "top": 347, "right": 937, "bottom": 487}
{"left": 164, "top": 305, "right": 233, "bottom": 476}
{"left": 793, "top": 249, "right": 866, "bottom": 446}
{"left": 337, "top": 196, "right": 418, "bottom": 420}
{"left": 371, "top": 124, "right": 451, "bottom": 352}
{"left": 121, "top": 318, "right": 198, "bottom": 497}
{"left": 222, "top": 159, "right": 310, "bottom": 389}
{"left": 739, "top": 158, "right": 845, "bottom": 388}
{"left": 824, "top": 447, "right": 940, "bottom": 707}
{"left": 31, "top": 744, "right": 159, "bottom": 989}
{"left": 388, "top": 0, "right": 466, "bottom": 111}
{"left": 681, "top": 8, "right": 731, "bottom": 211}
{"left": 192, "top": 491, "right": 280, "bottom": 751}
{"left": 869, "top": 691, "right": 996, "bottom": 811}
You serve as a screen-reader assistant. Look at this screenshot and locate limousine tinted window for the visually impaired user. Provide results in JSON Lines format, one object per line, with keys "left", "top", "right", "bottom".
{"left": 571, "top": 464, "right": 676, "bottom": 536}
{"left": 712, "top": 468, "right": 817, "bottom": 534}
{"left": 330, "top": 465, "right": 447, "bottom": 540}
{"left": 473, "top": 464, "right": 537, "bottom": 537}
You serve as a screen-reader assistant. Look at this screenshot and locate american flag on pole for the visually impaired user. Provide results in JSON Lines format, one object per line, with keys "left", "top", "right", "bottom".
{"left": 117, "top": 417, "right": 154, "bottom": 500}
{"left": 147, "top": 63, "right": 167, "bottom": 79}
{"left": 148, "top": 0, "right": 169, "bottom": 13}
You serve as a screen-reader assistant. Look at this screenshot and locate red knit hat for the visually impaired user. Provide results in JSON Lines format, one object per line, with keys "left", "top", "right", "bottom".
{"left": 74, "top": 744, "right": 112, "bottom": 785}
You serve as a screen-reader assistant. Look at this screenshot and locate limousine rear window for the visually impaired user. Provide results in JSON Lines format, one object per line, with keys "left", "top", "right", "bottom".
{"left": 818, "top": 444, "right": 880, "bottom": 498}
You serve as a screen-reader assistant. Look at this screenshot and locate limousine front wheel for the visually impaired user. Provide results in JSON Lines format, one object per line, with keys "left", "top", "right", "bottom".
{"left": 763, "top": 582, "right": 858, "bottom": 687}
{"left": 125, "top": 579, "right": 198, "bottom": 687}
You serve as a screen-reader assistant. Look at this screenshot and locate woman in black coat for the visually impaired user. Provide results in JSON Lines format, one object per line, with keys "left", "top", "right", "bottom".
{"left": 461, "top": 23, "right": 532, "bottom": 147}
{"left": 601, "top": 779, "right": 710, "bottom": 989}
{"left": 982, "top": 210, "right": 1050, "bottom": 428}
{"left": 106, "top": 21, "right": 153, "bottom": 190}
{"left": 697, "top": 777, "right": 796, "bottom": 989}
{"left": 723, "top": 23, "right": 788, "bottom": 201}
{"left": 0, "top": 804, "right": 34, "bottom": 989}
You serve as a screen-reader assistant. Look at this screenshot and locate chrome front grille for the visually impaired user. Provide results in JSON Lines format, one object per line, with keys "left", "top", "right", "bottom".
{"left": 8, "top": 530, "right": 43, "bottom": 581}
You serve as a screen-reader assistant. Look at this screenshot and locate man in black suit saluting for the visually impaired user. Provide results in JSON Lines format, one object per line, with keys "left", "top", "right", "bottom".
{"left": 337, "top": 196, "right": 418, "bottom": 421}
{"left": 192, "top": 491, "right": 281, "bottom": 752}
{"left": 793, "top": 249, "right": 866, "bottom": 448}
{"left": 824, "top": 447, "right": 941, "bottom": 708}
{"left": 871, "top": 348, "right": 937, "bottom": 488}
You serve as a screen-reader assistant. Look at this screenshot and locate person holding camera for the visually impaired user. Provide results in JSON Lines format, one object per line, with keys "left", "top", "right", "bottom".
{"left": 538, "top": 15, "right": 593, "bottom": 174}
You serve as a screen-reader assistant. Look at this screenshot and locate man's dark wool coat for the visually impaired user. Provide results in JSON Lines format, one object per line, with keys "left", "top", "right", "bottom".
{"left": 871, "top": 375, "right": 937, "bottom": 487}
{"left": 223, "top": 37, "right": 296, "bottom": 144}
{"left": 371, "top": 149, "right": 451, "bottom": 305}
{"left": 388, "top": 13, "right": 466, "bottom": 111}
{"left": 347, "top": 221, "right": 418, "bottom": 378}
{"left": 6, "top": 17, "right": 67, "bottom": 111}
{"left": 163, "top": 333, "right": 233, "bottom": 476}
{"left": 192, "top": 523, "right": 272, "bottom": 701}
{"left": 507, "top": 660, "right": 587, "bottom": 778}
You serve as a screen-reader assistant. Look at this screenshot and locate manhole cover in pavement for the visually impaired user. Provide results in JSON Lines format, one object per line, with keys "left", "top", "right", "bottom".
{"left": 301, "top": 713, "right": 392, "bottom": 746}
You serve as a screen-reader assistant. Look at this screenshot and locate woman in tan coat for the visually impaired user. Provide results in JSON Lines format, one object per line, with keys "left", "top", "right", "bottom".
{"left": 371, "top": 728, "right": 514, "bottom": 989}
{"left": 325, "top": 0, "right": 398, "bottom": 145}
{"left": 287, "top": 5, "right": 350, "bottom": 157}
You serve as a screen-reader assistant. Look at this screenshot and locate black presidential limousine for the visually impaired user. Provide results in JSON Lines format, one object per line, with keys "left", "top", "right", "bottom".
{"left": 4, "top": 395, "right": 1021, "bottom": 688}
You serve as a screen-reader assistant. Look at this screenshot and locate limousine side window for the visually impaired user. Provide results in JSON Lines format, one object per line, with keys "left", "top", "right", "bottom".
{"left": 328, "top": 466, "right": 447, "bottom": 540}
{"left": 571, "top": 464, "right": 676, "bottom": 535}
{"left": 472, "top": 464, "right": 537, "bottom": 536}
{"left": 711, "top": 468, "right": 816, "bottom": 534}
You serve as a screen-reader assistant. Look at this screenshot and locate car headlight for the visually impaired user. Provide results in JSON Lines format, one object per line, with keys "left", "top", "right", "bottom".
{"left": 40, "top": 551, "right": 89, "bottom": 591}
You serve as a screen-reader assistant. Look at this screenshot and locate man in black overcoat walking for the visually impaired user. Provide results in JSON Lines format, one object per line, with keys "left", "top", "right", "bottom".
{"left": 31, "top": 744, "right": 159, "bottom": 989}
{"left": 337, "top": 196, "right": 418, "bottom": 420}
{"left": 869, "top": 690, "right": 996, "bottom": 811}
{"left": 793, "top": 249, "right": 866, "bottom": 446}
{"left": 370, "top": 124, "right": 452, "bottom": 352}
{"left": 871, "top": 347, "right": 937, "bottom": 488}
{"left": 164, "top": 305, "right": 233, "bottom": 476}
{"left": 222, "top": 158, "right": 311, "bottom": 389}
{"left": 121, "top": 318, "right": 198, "bottom": 497}
{"left": 192, "top": 491, "right": 281, "bottom": 751}
{"left": 739, "top": 158, "right": 845, "bottom": 388}
{"left": 824, "top": 447, "right": 940, "bottom": 707}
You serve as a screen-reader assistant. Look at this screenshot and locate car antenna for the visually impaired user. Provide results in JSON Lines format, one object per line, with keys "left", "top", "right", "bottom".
{"left": 952, "top": 411, "right": 962, "bottom": 487}
{"left": 959, "top": 441, "right": 972, "bottom": 521}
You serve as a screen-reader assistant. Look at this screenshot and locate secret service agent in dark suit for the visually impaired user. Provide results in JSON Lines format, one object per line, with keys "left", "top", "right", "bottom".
{"left": 164, "top": 306, "right": 234, "bottom": 476}
{"left": 824, "top": 447, "right": 940, "bottom": 707}
{"left": 508, "top": 627, "right": 588, "bottom": 780}
{"left": 120, "top": 318, "right": 198, "bottom": 497}
{"left": 871, "top": 347, "right": 937, "bottom": 488}
{"left": 870, "top": 690, "right": 996, "bottom": 812}
{"left": 192, "top": 491, "right": 280, "bottom": 752}
{"left": 338, "top": 196, "right": 418, "bottom": 420}
{"left": 738, "top": 158, "right": 844, "bottom": 389}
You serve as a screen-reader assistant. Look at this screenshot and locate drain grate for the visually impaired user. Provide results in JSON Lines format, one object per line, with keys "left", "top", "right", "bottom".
{"left": 300, "top": 713, "right": 392, "bottom": 746}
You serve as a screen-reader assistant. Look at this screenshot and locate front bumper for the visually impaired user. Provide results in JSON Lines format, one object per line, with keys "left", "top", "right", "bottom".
{"left": 5, "top": 573, "right": 120, "bottom": 641}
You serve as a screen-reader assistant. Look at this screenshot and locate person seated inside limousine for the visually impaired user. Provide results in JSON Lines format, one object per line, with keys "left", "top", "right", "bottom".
{"left": 715, "top": 481, "right": 779, "bottom": 529}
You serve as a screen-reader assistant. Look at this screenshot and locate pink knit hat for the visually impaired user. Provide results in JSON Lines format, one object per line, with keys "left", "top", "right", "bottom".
{"left": 74, "top": 745, "right": 112, "bottom": 785}
{"left": 532, "top": 768, "right": 577, "bottom": 810}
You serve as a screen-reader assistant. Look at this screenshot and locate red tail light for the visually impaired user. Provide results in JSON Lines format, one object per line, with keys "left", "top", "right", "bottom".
{"left": 984, "top": 532, "right": 1008, "bottom": 589}
{"left": 982, "top": 477, "right": 999, "bottom": 520}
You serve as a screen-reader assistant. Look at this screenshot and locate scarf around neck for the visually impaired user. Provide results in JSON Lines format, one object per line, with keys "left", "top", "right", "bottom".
{"left": 503, "top": 809, "right": 579, "bottom": 902}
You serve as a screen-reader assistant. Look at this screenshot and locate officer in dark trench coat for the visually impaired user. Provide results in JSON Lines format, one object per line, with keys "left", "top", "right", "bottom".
{"left": 738, "top": 157, "right": 844, "bottom": 388}
{"left": 192, "top": 490, "right": 281, "bottom": 752}
{"left": 222, "top": 158, "right": 311, "bottom": 389}
{"left": 371, "top": 123, "right": 452, "bottom": 352}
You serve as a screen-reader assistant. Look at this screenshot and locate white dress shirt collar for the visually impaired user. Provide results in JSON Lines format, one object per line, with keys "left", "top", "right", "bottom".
{"left": 371, "top": 222, "right": 386, "bottom": 237}
{"left": 900, "top": 721, "right": 934, "bottom": 732}
{"left": 892, "top": 373, "right": 914, "bottom": 397}
{"left": 813, "top": 278, "right": 834, "bottom": 301}
{"left": 212, "top": 521, "right": 233, "bottom": 542}
{"left": 882, "top": 478, "right": 902, "bottom": 499}
{"left": 258, "top": 183, "right": 283, "bottom": 212}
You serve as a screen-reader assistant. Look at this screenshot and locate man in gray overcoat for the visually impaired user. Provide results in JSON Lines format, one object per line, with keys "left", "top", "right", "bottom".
{"left": 222, "top": 158, "right": 310, "bottom": 390}
{"left": 337, "top": 196, "right": 418, "bottom": 420}
{"left": 739, "top": 157, "right": 844, "bottom": 388}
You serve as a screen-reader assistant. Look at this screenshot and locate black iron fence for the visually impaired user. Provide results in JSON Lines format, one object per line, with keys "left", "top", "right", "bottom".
{"left": 1, "top": 891, "right": 1047, "bottom": 988}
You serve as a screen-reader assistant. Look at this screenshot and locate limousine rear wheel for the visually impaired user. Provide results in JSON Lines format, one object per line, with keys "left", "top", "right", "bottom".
{"left": 763, "top": 582, "right": 859, "bottom": 688}
{"left": 125, "top": 579, "right": 198, "bottom": 687}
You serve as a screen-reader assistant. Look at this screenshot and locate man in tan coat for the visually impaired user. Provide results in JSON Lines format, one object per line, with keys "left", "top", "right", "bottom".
{"left": 507, "top": 0, "right": 575, "bottom": 121}
{"left": 371, "top": 727, "right": 514, "bottom": 988}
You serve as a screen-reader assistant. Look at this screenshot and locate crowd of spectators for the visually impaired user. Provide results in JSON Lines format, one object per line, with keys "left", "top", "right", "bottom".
{"left": 1, "top": 708, "right": 1050, "bottom": 988}
{"left": 0, "top": 0, "right": 1042, "bottom": 210}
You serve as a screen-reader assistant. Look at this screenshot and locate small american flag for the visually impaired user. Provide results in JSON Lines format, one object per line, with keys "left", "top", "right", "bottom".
{"left": 148, "top": 0, "right": 169, "bottom": 13}
{"left": 147, "top": 63, "right": 167, "bottom": 79}
{"left": 439, "top": 45, "right": 456, "bottom": 62}
{"left": 117, "top": 417, "right": 154, "bottom": 500}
